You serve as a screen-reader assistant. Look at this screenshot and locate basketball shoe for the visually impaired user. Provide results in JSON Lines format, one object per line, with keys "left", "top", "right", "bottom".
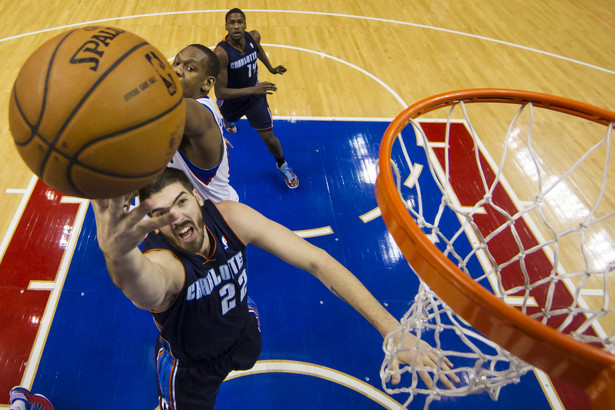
{"left": 277, "top": 162, "right": 299, "bottom": 189}
{"left": 9, "top": 387, "right": 54, "bottom": 410}
{"left": 223, "top": 120, "right": 237, "bottom": 134}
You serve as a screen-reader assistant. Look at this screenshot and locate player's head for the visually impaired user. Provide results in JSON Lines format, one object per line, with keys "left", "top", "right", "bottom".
{"left": 139, "top": 167, "right": 195, "bottom": 201}
{"left": 225, "top": 8, "right": 247, "bottom": 40}
{"left": 172, "top": 44, "right": 219, "bottom": 98}
{"left": 139, "top": 168, "right": 207, "bottom": 254}
{"left": 225, "top": 8, "right": 246, "bottom": 23}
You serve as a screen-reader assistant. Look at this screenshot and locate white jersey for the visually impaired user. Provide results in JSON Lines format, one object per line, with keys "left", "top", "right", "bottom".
{"left": 168, "top": 97, "right": 239, "bottom": 203}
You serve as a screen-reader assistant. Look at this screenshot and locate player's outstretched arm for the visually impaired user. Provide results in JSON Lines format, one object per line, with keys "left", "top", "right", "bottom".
{"left": 250, "top": 30, "right": 287, "bottom": 75}
{"left": 92, "top": 197, "right": 184, "bottom": 311}
{"left": 216, "top": 201, "right": 459, "bottom": 388}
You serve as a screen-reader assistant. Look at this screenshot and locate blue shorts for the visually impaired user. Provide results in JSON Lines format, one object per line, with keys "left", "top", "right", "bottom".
{"left": 217, "top": 94, "right": 273, "bottom": 131}
{"left": 156, "top": 297, "right": 262, "bottom": 410}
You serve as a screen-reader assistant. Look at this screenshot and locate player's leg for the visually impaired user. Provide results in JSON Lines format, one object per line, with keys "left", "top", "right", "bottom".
{"left": 9, "top": 387, "right": 54, "bottom": 410}
{"left": 248, "top": 96, "right": 299, "bottom": 188}
{"left": 256, "top": 128, "right": 299, "bottom": 189}
{"left": 247, "top": 296, "right": 261, "bottom": 333}
{"left": 156, "top": 336, "right": 228, "bottom": 410}
{"left": 256, "top": 128, "right": 283, "bottom": 162}
{"left": 228, "top": 297, "right": 262, "bottom": 371}
{"left": 155, "top": 337, "right": 178, "bottom": 410}
{"left": 223, "top": 119, "right": 237, "bottom": 134}
{"left": 217, "top": 99, "right": 247, "bottom": 134}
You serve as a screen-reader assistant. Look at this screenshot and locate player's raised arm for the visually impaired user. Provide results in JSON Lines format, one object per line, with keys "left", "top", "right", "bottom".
{"left": 215, "top": 200, "right": 459, "bottom": 388}
{"left": 92, "top": 197, "right": 184, "bottom": 311}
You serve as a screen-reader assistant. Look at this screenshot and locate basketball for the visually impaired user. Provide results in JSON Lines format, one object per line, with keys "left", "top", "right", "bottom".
{"left": 8, "top": 26, "right": 185, "bottom": 199}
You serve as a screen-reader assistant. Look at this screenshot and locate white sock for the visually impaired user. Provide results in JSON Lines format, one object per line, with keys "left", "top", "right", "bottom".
{"left": 10, "top": 400, "right": 27, "bottom": 410}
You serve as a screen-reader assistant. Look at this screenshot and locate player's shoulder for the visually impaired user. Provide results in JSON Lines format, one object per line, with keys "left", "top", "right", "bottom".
{"left": 213, "top": 199, "right": 241, "bottom": 216}
{"left": 247, "top": 30, "right": 261, "bottom": 43}
{"left": 215, "top": 35, "right": 229, "bottom": 47}
{"left": 215, "top": 201, "right": 254, "bottom": 225}
{"left": 143, "top": 246, "right": 184, "bottom": 273}
{"left": 183, "top": 98, "right": 217, "bottom": 135}
{"left": 213, "top": 40, "right": 229, "bottom": 57}
{"left": 195, "top": 97, "right": 216, "bottom": 113}
{"left": 144, "top": 247, "right": 179, "bottom": 262}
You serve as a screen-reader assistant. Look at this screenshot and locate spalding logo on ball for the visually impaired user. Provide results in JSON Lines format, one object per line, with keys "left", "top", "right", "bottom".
{"left": 8, "top": 26, "right": 185, "bottom": 199}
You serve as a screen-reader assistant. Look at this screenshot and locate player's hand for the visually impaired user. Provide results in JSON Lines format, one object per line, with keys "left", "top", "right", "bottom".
{"left": 224, "top": 137, "right": 234, "bottom": 149}
{"left": 387, "top": 333, "right": 460, "bottom": 389}
{"left": 269, "top": 65, "right": 287, "bottom": 75}
{"left": 253, "top": 81, "right": 277, "bottom": 95}
{"left": 91, "top": 195, "right": 173, "bottom": 258}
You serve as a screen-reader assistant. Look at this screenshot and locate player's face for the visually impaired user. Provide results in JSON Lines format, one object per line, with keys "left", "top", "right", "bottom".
{"left": 225, "top": 13, "right": 246, "bottom": 41}
{"left": 172, "top": 47, "right": 208, "bottom": 99}
{"left": 143, "top": 182, "right": 208, "bottom": 254}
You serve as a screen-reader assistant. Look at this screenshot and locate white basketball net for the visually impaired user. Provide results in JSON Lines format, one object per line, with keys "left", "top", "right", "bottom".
{"left": 380, "top": 100, "right": 615, "bottom": 408}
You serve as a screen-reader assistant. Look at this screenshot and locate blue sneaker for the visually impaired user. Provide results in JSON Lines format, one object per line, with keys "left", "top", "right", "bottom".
{"left": 223, "top": 120, "right": 237, "bottom": 134}
{"left": 9, "top": 387, "right": 54, "bottom": 410}
{"left": 277, "top": 162, "right": 299, "bottom": 189}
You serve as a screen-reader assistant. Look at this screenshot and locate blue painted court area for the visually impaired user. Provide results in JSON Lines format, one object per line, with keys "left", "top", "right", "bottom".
{"left": 32, "top": 119, "right": 551, "bottom": 409}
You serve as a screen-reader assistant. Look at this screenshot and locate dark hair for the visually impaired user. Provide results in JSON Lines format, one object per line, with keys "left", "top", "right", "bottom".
{"left": 225, "top": 8, "right": 245, "bottom": 22}
{"left": 186, "top": 43, "right": 220, "bottom": 77}
{"left": 138, "top": 168, "right": 194, "bottom": 201}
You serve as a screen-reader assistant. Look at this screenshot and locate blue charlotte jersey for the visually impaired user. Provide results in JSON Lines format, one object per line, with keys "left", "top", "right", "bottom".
{"left": 216, "top": 32, "right": 274, "bottom": 129}
{"left": 143, "top": 200, "right": 249, "bottom": 364}
{"left": 217, "top": 32, "right": 259, "bottom": 90}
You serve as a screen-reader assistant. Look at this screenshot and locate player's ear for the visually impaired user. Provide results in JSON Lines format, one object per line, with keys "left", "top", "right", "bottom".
{"left": 193, "top": 189, "right": 204, "bottom": 206}
{"left": 201, "top": 76, "right": 215, "bottom": 93}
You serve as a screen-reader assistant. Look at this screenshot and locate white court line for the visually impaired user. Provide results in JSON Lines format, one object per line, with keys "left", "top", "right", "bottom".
{"left": 360, "top": 207, "right": 381, "bottom": 223}
{"left": 1, "top": 9, "right": 613, "bottom": 76}
{"left": 504, "top": 296, "right": 538, "bottom": 307}
{"left": 580, "top": 289, "right": 605, "bottom": 297}
{"left": 294, "top": 226, "right": 334, "bottom": 238}
{"left": 0, "top": 176, "right": 38, "bottom": 262}
{"left": 262, "top": 43, "right": 407, "bottom": 108}
{"left": 28, "top": 281, "right": 56, "bottom": 291}
{"left": 403, "top": 163, "right": 423, "bottom": 189}
{"left": 227, "top": 360, "right": 402, "bottom": 409}
{"left": 460, "top": 205, "right": 486, "bottom": 215}
{"left": 274, "top": 116, "right": 395, "bottom": 122}
{"left": 21, "top": 195, "right": 90, "bottom": 389}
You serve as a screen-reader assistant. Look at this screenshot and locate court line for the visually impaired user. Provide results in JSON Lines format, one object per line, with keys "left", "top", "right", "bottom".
{"left": 294, "top": 226, "right": 334, "bottom": 238}
{"left": 274, "top": 116, "right": 395, "bottom": 122}
{"left": 360, "top": 208, "right": 382, "bottom": 223}
{"left": 1, "top": 9, "right": 613, "bottom": 76}
{"left": 262, "top": 43, "right": 407, "bottom": 108}
{"left": 0, "top": 176, "right": 37, "bottom": 262}
{"left": 226, "top": 359, "right": 403, "bottom": 409}
{"left": 22, "top": 194, "right": 90, "bottom": 388}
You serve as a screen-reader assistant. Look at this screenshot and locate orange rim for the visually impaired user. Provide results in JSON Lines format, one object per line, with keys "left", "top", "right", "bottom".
{"left": 375, "top": 89, "right": 615, "bottom": 406}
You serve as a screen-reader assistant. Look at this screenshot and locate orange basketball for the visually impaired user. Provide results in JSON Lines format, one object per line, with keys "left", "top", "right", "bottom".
{"left": 8, "top": 26, "right": 185, "bottom": 199}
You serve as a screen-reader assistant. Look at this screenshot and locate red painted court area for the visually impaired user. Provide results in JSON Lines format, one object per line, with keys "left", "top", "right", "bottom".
{"left": 0, "top": 180, "right": 79, "bottom": 401}
{"left": 420, "top": 121, "right": 593, "bottom": 409}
